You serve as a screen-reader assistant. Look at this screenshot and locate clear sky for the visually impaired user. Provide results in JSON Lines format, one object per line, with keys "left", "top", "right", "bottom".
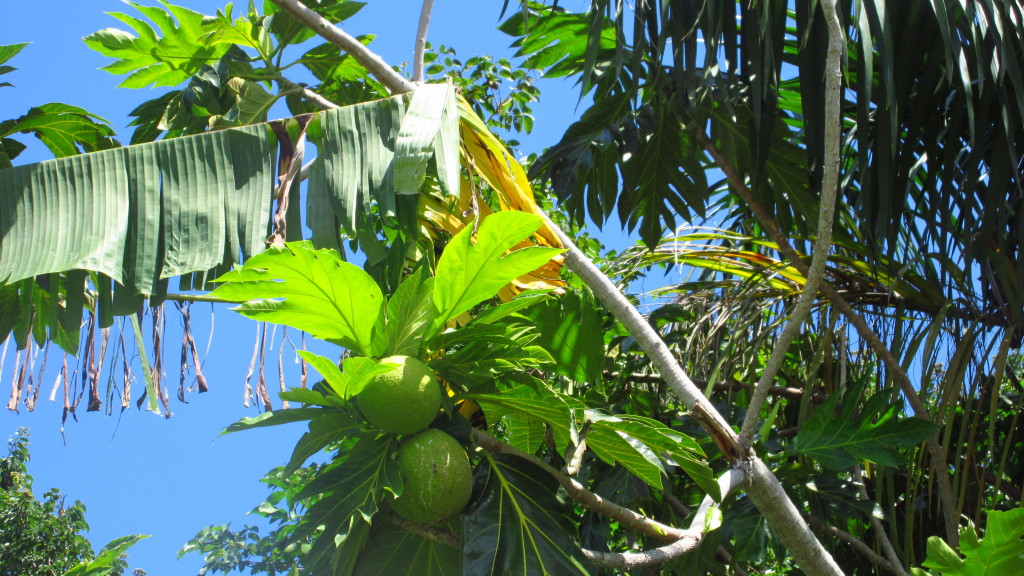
{"left": 0, "top": 1, "right": 588, "bottom": 573}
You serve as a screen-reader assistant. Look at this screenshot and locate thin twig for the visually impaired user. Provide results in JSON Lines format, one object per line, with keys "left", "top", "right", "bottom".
{"left": 806, "top": 515, "right": 906, "bottom": 576}
{"left": 471, "top": 427, "right": 688, "bottom": 541}
{"left": 277, "top": 76, "right": 339, "bottom": 110}
{"left": 739, "top": 0, "right": 844, "bottom": 444}
{"left": 853, "top": 464, "right": 908, "bottom": 575}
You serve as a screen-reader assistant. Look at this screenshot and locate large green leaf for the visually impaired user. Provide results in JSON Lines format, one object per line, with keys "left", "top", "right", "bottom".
{"left": 0, "top": 122, "right": 271, "bottom": 297}
{"left": 220, "top": 77, "right": 277, "bottom": 126}
{"left": 792, "top": 385, "right": 939, "bottom": 469}
{"left": 463, "top": 454, "right": 592, "bottom": 576}
{"left": 918, "top": 508, "right": 1024, "bottom": 576}
{"left": 295, "top": 435, "right": 400, "bottom": 573}
{"left": 83, "top": 0, "right": 234, "bottom": 88}
{"left": 468, "top": 385, "right": 579, "bottom": 454}
{"left": 307, "top": 95, "right": 406, "bottom": 241}
{"left": 63, "top": 534, "right": 149, "bottom": 576}
{"left": 284, "top": 411, "right": 360, "bottom": 475}
{"left": 519, "top": 291, "right": 605, "bottom": 389}
{"left": 394, "top": 83, "right": 454, "bottom": 195}
{"left": 585, "top": 423, "right": 666, "bottom": 490}
{"left": 429, "top": 324, "right": 554, "bottom": 388}
{"left": 498, "top": 4, "right": 618, "bottom": 79}
{"left": 586, "top": 412, "right": 717, "bottom": 499}
{"left": 210, "top": 241, "right": 383, "bottom": 356}
{"left": 353, "top": 518, "right": 460, "bottom": 576}
{"left": 0, "top": 104, "right": 118, "bottom": 158}
{"left": 0, "top": 43, "right": 27, "bottom": 68}
{"left": 382, "top": 268, "right": 437, "bottom": 357}
{"left": 433, "top": 211, "right": 564, "bottom": 323}
{"left": 221, "top": 406, "right": 328, "bottom": 434}
{"left": 298, "top": 354, "right": 394, "bottom": 400}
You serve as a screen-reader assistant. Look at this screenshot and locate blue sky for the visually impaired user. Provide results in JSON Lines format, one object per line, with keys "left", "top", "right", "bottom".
{"left": 0, "top": 1, "right": 593, "bottom": 573}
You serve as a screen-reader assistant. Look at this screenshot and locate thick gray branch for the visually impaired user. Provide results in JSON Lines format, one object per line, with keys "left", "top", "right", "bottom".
{"left": 583, "top": 536, "right": 701, "bottom": 570}
{"left": 412, "top": 0, "right": 435, "bottom": 83}
{"left": 549, "top": 225, "right": 844, "bottom": 575}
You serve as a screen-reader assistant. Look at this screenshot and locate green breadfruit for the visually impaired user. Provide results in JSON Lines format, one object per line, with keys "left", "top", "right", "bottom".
{"left": 390, "top": 429, "right": 473, "bottom": 524}
{"left": 357, "top": 355, "right": 441, "bottom": 435}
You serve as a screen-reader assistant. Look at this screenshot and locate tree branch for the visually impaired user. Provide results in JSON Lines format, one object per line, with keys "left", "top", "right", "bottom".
{"left": 476, "top": 428, "right": 748, "bottom": 571}
{"left": 663, "top": 480, "right": 750, "bottom": 576}
{"left": 258, "top": 5, "right": 844, "bottom": 573}
{"left": 583, "top": 536, "right": 701, "bottom": 570}
{"left": 738, "top": 0, "right": 844, "bottom": 443}
{"left": 412, "top": 0, "right": 435, "bottom": 83}
{"left": 276, "top": 76, "right": 339, "bottom": 110}
{"left": 806, "top": 515, "right": 907, "bottom": 576}
{"left": 470, "top": 428, "right": 688, "bottom": 541}
{"left": 547, "top": 225, "right": 845, "bottom": 575}
{"left": 678, "top": 2, "right": 959, "bottom": 551}
{"left": 268, "top": 0, "right": 414, "bottom": 95}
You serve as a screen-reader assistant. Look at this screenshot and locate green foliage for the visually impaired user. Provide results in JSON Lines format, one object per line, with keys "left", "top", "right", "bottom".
{"left": 381, "top": 268, "right": 436, "bottom": 358}
{"left": 0, "top": 104, "right": 120, "bottom": 159}
{"left": 914, "top": 508, "right": 1024, "bottom": 576}
{"left": 351, "top": 519, "right": 459, "bottom": 576}
{"left": 0, "top": 429, "right": 143, "bottom": 576}
{"left": 433, "top": 211, "right": 564, "bottom": 324}
{"left": 83, "top": 1, "right": 236, "bottom": 89}
{"left": 0, "top": 43, "right": 28, "bottom": 89}
{"left": 211, "top": 241, "right": 384, "bottom": 356}
{"left": 463, "top": 454, "right": 593, "bottom": 576}
{"left": 793, "top": 384, "right": 939, "bottom": 469}
{"left": 424, "top": 45, "right": 540, "bottom": 139}
{"left": 295, "top": 434, "right": 401, "bottom": 561}
{"left": 518, "top": 290, "right": 605, "bottom": 389}
{"left": 85, "top": 0, "right": 378, "bottom": 142}
{"left": 0, "top": 44, "right": 120, "bottom": 169}
{"left": 62, "top": 535, "right": 149, "bottom": 576}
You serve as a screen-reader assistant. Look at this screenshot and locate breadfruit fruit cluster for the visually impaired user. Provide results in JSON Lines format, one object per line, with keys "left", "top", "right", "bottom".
{"left": 390, "top": 428, "right": 473, "bottom": 524}
{"left": 357, "top": 355, "right": 441, "bottom": 435}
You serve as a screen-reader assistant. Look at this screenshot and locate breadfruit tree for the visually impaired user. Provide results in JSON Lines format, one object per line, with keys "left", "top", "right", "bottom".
{"left": 2, "top": 1, "right": 1023, "bottom": 575}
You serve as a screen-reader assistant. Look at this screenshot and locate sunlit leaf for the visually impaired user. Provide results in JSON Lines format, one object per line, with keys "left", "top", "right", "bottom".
{"left": 383, "top": 268, "right": 437, "bottom": 358}
{"left": 84, "top": 1, "right": 234, "bottom": 88}
{"left": 221, "top": 406, "right": 327, "bottom": 435}
{"left": 210, "top": 242, "right": 384, "bottom": 356}
{"left": 434, "top": 211, "right": 564, "bottom": 323}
